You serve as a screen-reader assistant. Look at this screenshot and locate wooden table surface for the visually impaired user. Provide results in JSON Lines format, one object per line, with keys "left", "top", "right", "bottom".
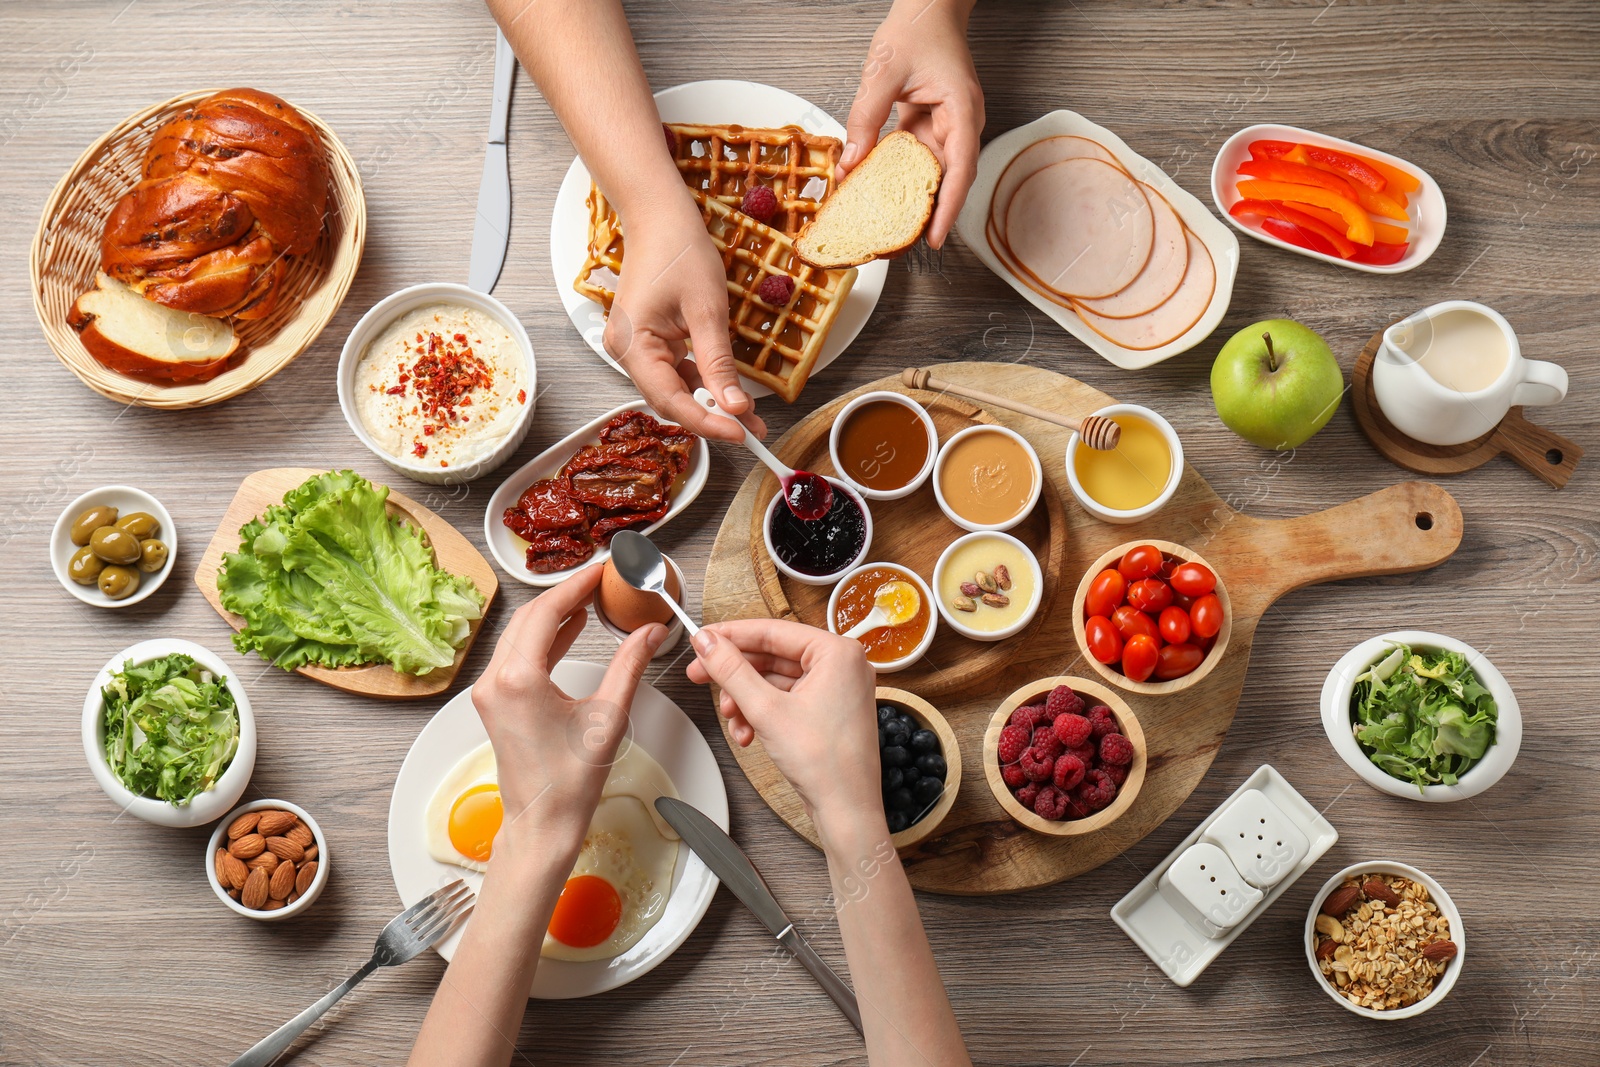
{"left": 2, "top": 2, "right": 1596, "bottom": 1064}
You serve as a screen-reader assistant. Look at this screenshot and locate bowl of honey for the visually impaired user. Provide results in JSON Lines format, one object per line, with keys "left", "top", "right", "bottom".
{"left": 1064, "top": 404, "right": 1183, "bottom": 524}
{"left": 827, "top": 563, "right": 937, "bottom": 672}
{"left": 829, "top": 391, "right": 939, "bottom": 501}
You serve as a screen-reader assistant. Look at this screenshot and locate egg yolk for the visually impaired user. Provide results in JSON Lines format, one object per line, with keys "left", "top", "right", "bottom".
{"left": 548, "top": 874, "right": 622, "bottom": 948}
{"left": 448, "top": 784, "right": 503, "bottom": 863}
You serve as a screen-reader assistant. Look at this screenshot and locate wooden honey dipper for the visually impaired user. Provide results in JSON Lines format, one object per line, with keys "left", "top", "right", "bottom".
{"left": 900, "top": 368, "right": 1122, "bottom": 450}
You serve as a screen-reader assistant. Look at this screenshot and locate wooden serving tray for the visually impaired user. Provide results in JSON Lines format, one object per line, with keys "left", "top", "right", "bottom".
{"left": 194, "top": 468, "right": 498, "bottom": 699}
{"left": 748, "top": 394, "right": 1068, "bottom": 700}
{"left": 704, "top": 364, "right": 1463, "bottom": 895}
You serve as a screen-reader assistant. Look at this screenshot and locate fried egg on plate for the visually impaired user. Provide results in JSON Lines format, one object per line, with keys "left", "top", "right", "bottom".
{"left": 424, "top": 737, "right": 683, "bottom": 959}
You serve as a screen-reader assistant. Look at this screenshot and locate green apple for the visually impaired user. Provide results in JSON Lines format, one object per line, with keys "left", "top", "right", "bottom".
{"left": 1210, "top": 318, "right": 1343, "bottom": 450}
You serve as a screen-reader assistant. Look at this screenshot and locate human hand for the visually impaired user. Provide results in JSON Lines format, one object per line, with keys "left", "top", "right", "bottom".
{"left": 604, "top": 198, "right": 766, "bottom": 443}
{"left": 840, "top": 0, "right": 984, "bottom": 248}
{"left": 685, "top": 620, "right": 883, "bottom": 834}
{"left": 469, "top": 565, "right": 667, "bottom": 868}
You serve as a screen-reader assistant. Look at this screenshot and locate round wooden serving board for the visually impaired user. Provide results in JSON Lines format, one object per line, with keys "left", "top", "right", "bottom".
{"left": 748, "top": 394, "right": 1067, "bottom": 700}
{"left": 194, "top": 468, "right": 498, "bottom": 699}
{"left": 704, "top": 363, "right": 1464, "bottom": 895}
{"left": 1351, "top": 328, "right": 1583, "bottom": 487}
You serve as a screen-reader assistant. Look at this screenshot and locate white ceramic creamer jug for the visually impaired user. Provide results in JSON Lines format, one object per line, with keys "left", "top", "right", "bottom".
{"left": 1373, "top": 300, "right": 1567, "bottom": 446}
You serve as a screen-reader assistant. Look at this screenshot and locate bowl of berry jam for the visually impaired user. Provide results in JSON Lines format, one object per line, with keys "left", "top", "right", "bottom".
{"left": 875, "top": 687, "right": 960, "bottom": 849}
{"left": 763, "top": 476, "right": 873, "bottom": 586}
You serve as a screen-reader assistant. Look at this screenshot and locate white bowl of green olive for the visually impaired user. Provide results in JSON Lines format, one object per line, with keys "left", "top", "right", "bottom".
{"left": 51, "top": 487, "right": 175, "bottom": 608}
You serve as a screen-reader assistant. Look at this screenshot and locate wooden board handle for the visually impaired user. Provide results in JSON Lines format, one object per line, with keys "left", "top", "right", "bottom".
{"left": 1221, "top": 481, "right": 1463, "bottom": 619}
{"left": 1491, "top": 409, "right": 1583, "bottom": 488}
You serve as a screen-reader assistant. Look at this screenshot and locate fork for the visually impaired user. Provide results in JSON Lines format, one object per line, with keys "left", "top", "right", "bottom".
{"left": 227, "top": 879, "right": 476, "bottom": 1067}
{"left": 903, "top": 237, "right": 945, "bottom": 278}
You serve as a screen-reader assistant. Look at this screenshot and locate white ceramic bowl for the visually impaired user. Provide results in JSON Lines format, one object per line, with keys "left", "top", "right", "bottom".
{"left": 205, "top": 799, "right": 330, "bottom": 921}
{"left": 337, "top": 282, "right": 537, "bottom": 485}
{"left": 594, "top": 554, "right": 687, "bottom": 659}
{"left": 932, "top": 531, "right": 1044, "bottom": 642}
{"left": 827, "top": 391, "right": 939, "bottom": 501}
{"left": 1321, "top": 631, "right": 1521, "bottom": 801}
{"left": 762, "top": 477, "right": 873, "bottom": 586}
{"left": 932, "top": 425, "right": 1043, "bottom": 533}
{"left": 1304, "top": 860, "right": 1464, "bottom": 1019}
{"left": 485, "top": 400, "right": 709, "bottom": 587}
{"left": 1063, "top": 404, "right": 1184, "bottom": 525}
{"left": 826, "top": 562, "right": 938, "bottom": 673}
{"left": 1211, "top": 123, "right": 1447, "bottom": 275}
{"left": 50, "top": 486, "right": 176, "bottom": 608}
{"left": 82, "top": 639, "right": 256, "bottom": 828}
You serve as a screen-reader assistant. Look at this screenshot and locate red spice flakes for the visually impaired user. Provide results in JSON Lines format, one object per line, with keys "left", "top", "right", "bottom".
{"left": 454, "top": 333, "right": 468, "bottom": 343}
{"left": 385, "top": 383, "right": 406, "bottom": 396}
{"left": 517, "top": 389, "right": 527, "bottom": 404}
{"left": 440, "top": 460, "right": 449, "bottom": 467}
{"left": 423, "top": 425, "right": 436, "bottom": 436}
{"left": 412, "top": 442, "right": 428, "bottom": 458}
{"left": 409, "top": 331, "right": 494, "bottom": 427}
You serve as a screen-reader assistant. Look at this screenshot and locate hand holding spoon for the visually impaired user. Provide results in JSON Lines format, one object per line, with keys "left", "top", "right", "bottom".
{"left": 608, "top": 531, "right": 699, "bottom": 636}
{"left": 693, "top": 388, "right": 833, "bottom": 520}
{"left": 841, "top": 580, "right": 922, "bottom": 640}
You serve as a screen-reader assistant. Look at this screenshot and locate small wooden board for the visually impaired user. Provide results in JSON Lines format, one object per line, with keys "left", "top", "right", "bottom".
{"left": 1352, "top": 328, "right": 1582, "bottom": 487}
{"left": 704, "top": 364, "right": 1464, "bottom": 895}
{"left": 194, "top": 468, "right": 498, "bottom": 699}
{"left": 748, "top": 395, "right": 1068, "bottom": 700}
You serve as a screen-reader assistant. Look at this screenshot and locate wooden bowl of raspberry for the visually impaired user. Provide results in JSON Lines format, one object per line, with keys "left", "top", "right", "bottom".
{"left": 982, "top": 676, "right": 1146, "bottom": 836}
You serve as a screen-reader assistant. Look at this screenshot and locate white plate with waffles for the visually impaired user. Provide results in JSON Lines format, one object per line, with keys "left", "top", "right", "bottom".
{"left": 550, "top": 80, "right": 889, "bottom": 401}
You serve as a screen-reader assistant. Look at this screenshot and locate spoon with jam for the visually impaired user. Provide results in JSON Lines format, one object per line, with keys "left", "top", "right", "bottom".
{"left": 841, "top": 580, "right": 921, "bottom": 640}
{"left": 693, "top": 388, "right": 833, "bottom": 520}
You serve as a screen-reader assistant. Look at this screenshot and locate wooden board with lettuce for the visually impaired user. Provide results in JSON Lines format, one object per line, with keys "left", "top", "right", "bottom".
{"left": 195, "top": 468, "right": 498, "bottom": 699}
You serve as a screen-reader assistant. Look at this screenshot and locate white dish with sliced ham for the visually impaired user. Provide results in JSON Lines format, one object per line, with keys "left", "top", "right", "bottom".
{"left": 956, "top": 110, "right": 1239, "bottom": 370}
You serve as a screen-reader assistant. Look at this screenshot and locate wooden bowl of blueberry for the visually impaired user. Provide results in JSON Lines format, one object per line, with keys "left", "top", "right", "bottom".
{"left": 876, "top": 687, "right": 961, "bottom": 849}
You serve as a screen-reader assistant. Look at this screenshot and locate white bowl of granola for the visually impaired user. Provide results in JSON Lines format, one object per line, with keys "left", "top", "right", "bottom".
{"left": 1304, "top": 861, "right": 1464, "bottom": 1019}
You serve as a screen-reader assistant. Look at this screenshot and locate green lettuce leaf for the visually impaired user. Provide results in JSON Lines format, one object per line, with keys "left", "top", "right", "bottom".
{"left": 1349, "top": 642, "right": 1498, "bottom": 792}
{"left": 101, "top": 653, "right": 238, "bottom": 805}
{"left": 217, "top": 471, "right": 485, "bottom": 675}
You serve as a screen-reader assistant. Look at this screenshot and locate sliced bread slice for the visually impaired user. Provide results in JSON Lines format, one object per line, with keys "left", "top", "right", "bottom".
{"left": 69, "top": 272, "right": 238, "bottom": 382}
{"left": 795, "top": 131, "right": 942, "bottom": 268}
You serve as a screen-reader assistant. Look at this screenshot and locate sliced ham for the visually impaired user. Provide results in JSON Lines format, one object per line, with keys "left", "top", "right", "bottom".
{"left": 1072, "top": 183, "right": 1188, "bottom": 319}
{"left": 986, "top": 135, "right": 1126, "bottom": 250}
{"left": 1071, "top": 229, "right": 1216, "bottom": 351}
{"left": 1004, "top": 158, "right": 1154, "bottom": 300}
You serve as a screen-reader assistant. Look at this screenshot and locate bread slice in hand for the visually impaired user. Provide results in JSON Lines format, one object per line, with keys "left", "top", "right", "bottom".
{"left": 68, "top": 272, "right": 238, "bottom": 382}
{"left": 795, "top": 131, "right": 942, "bottom": 268}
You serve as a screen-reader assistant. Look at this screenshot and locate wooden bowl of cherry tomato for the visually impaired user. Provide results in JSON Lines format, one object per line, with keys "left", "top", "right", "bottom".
{"left": 1072, "top": 540, "right": 1232, "bottom": 696}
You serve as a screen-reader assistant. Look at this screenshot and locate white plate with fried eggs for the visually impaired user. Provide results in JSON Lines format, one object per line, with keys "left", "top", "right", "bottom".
{"left": 387, "top": 659, "right": 728, "bottom": 998}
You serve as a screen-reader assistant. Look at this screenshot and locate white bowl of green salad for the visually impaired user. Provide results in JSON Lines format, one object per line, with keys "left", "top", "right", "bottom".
{"left": 1321, "top": 631, "right": 1521, "bottom": 802}
{"left": 82, "top": 639, "right": 256, "bottom": 827}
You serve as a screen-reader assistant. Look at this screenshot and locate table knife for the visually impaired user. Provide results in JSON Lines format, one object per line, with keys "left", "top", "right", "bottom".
{"left": 655, "top": 797, "right": 863, "bottom": 1035}
{"left": 466, "top": 27, "right": 515, "bottom": 293}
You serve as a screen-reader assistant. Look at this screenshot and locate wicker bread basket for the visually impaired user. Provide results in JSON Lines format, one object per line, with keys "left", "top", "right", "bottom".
{"left": 30, "top": 89, "right": 366, "bottom": 409}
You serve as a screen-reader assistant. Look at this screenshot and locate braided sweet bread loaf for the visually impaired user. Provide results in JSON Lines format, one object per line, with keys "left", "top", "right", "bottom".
{"left": 98, "top": 88, "right": 329, "bottom": 321}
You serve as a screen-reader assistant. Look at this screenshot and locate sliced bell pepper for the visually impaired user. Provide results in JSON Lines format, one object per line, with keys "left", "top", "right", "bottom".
{"left": 1353, "top": 184, "right": 1410, "bottom": 222}
{"left": 1237, "top": 157, "right": 1357, "bottom": 199}
{"left": 1230, "top": 199, "right": 1357, "bottom": 258}
{"left": 1251, "top": 139, "right": 1389, "bottom": 192}
{"left": 1350, "top": 240, "right": 1409, "bottom": 266}
{"left": 1235, "top": 179, "right": 1375, "bottom": 245}
{"left": 1260, "top": 217, "right": 1339, "bottom": 257}
{"left": 1289, "top": 202, "right": 1409, "bottom": 244}
{"left": 1348, "top": 152, "right": 1421, "bottom": 194}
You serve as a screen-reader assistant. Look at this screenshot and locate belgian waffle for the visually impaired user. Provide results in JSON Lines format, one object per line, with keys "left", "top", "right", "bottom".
{"left": 580, "top": 185, "right": 856, "bottom": 403}
{"left": 575, "top": 123, "right": 855, "bottom": 403}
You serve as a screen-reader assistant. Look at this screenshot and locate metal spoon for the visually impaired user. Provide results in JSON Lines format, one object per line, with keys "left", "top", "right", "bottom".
{"left": 692, "top": 388, "right": 833, "bottom": 520}
{"left": 609, "top": 531, "right": 699, "bottom": 636}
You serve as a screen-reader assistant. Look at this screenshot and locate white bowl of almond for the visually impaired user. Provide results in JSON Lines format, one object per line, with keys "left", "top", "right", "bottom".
{"left": 206, "top": 800, "right": 329, "bottom": 921}
{"left": 1304, "top": 861, "right": 1463, "bottom": 1019}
